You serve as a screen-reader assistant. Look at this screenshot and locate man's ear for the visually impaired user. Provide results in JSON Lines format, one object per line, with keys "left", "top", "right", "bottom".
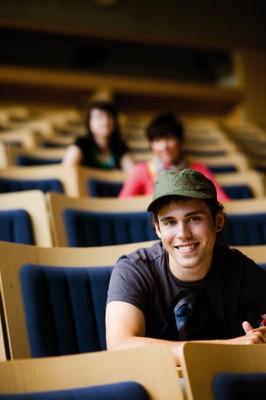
{"left": 216, "top": 211, "right": 225, "bottom": 232}
{"left": 154, "top": 223, "right": 162, "bottom": 239}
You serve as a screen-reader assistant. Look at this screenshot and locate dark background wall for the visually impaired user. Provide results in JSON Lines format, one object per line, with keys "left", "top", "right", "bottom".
{"left": 0, "top": 27, "right": 235, "bottom": 84}
{"left": 0, "top": 0, "right": 265, "bottom": 122}
{"left": 1, "top": 0, "right": 266, "bottom": 49}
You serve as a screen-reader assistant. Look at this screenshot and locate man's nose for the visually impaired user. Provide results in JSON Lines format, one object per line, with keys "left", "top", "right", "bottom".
{"left": 176, "top": 222, "right": 192, "bottom": 240}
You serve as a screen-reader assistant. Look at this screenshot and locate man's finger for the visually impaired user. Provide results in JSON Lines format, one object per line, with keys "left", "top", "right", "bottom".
{"left": 242, "top": 321, "right": 253, "bottom": 334}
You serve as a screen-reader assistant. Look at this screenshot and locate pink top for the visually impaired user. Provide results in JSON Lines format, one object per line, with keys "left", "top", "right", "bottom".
{"left": 119, "top": 161, "right": 230, "bottom": 202}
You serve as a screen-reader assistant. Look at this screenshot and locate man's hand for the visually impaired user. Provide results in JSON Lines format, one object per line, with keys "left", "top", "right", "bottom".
{"left": 239, "top": 321, "right": 266, "bottom": 344}
{"left": 222, "top": 321, "right": 266, "bottom": 345}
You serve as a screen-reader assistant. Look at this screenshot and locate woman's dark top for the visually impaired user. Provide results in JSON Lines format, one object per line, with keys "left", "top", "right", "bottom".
{"left": 75, "top": 136, "right": 129, "bottom": 169}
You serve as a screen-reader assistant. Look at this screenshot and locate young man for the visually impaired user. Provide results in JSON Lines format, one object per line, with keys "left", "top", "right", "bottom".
{"left": 106, "top": 169, "right": 266, "bottom": 365}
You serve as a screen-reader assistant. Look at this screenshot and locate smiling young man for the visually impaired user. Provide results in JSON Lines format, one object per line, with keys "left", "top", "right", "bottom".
{"left": 106, "top": 169, "right": 266, "bottom": 365}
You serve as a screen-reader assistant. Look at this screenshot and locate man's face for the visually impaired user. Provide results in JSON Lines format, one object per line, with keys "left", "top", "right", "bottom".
{"left": 154, "top": 198, "right": 224, "bottom": 281}
{"left": 150, "top": 135, "right": 182, "bottom": 165}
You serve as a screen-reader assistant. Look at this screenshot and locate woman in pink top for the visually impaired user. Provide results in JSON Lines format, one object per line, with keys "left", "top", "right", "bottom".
{"left": 119, "top": 113, "right": 229, "bottom": 202}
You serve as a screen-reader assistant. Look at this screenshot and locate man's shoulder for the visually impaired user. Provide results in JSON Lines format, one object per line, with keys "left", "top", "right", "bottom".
{"left": 119, "top": 241, "right": 164, "bottom": 265}
{"left": 214, "top": 241, "right": 259, "bottom": 268}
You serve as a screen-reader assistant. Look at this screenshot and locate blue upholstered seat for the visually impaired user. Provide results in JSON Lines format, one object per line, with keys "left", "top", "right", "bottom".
{"left": 185, "top": 149, "right": 227, "bottom": 157}
{"left": 213, "top": 373, "right": 266, "bottom": 400}
{"left": 87, "top": 179, "right": 123, "bottom": 197}
{"left": 63, "top": 209, "right": 157, "bottom": 246}
{"left": 20, "top": 264, "right": 113, "bottom": 357}
{"left": 222, "top": 184, "right": 253, "bottom": 199}
{"left": 222, "top": 213, "right": 266, "bottom": 245}
{"left": 0, "top": 209, "right": 34, "bottom": 244}
{"left": 259, "top": 263, "right": 266, "bottom": 271}
{"left": 0, "top": 381, "right": 148, "bottom": 400}
{"left": 0, "top": 178, "right": 64, "bottom": 194}
{"left": 16, "top": 155, "right": 62, "bottom": 166}
{"left": 208, "top": 165, "right": 237, "bottom": 174}
{"left": 256, "top": 165, "right": 266, "bottom": 173}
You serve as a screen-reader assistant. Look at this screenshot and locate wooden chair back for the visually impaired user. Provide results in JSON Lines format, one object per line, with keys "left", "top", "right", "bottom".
{"left": 77, "top": 166, "right": 128, "bottom": 197}
{"left": 216, "top": 170, "right": 266, "bottom": 198}
{"left": 0, "top": 345, "right": 184, "bottom": 400}
{"left": 180, "top": 342, "right": 266, "bottom": 400}
{"left": 186, "top": 153, "right": 251, "bottom": 173}
{"left": 233, "top": 244, "right": 266, "bottom": 270}
{"left": 7, "top": 146, "right": 65, "bottom": 166}
{"left": 0, "top": 313, "right": 7, "bottom": 361}
{"left": 0, "top": 190, "right": 52, "bottom": 246}
{"left": 0, "top": 141, "right": 9, "bottom": 167}
{"left": 47, "top": 192, "right": 155, "bottom": 246}
{"left": 184, "top": 140, "right": 237, "bottom": 157}
{"left": 0, "top": 128, "right": 38, "bottom": 149}
{"left": 221, "top": 198, "right": 266, "bottom": 245}
{"left": 0, "top": 165, "right": 79, "bottom": 196}
{"left": 0, "top": 240, "right": 157, "bottom": 359}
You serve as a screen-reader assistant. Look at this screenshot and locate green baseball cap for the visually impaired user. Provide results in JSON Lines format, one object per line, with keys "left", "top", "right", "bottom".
{"left": 147, "top": 168, "right": 217, "bottom": 212}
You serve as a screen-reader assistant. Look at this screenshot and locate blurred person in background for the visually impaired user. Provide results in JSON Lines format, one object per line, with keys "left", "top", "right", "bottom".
{"left": 62, "top": 90, "right": 134, "bottom": 171}
{"left": 118, "top": 112, "right": 229, "bottom": 201}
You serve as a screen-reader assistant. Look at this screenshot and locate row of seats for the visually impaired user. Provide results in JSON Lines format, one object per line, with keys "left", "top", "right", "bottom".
{"left": 0, "top": 341, "right": 265, "bottom": 399}
{"left": 122, "top": 114, "right": 266, "bottom": 172}
{"left": 0, "top": 344, "right": 183, "bottom": 400}
{"left": 0, "top": 108, "right": 265, "bottom": 399}
{"left": 0, "top": 105, "right": 83, "bottom": 134}
{"left": 48, "top": 192, "right": 266, "bottom": 247}
{"left": 0, "top": 240, "right": 265, "bottom": 399}
{"left": 221, "top": 121, "right": 266, "bottom": 172}
{"left": 0, "top": 105, "right": 265, "bottom": 171}
{"left": 0, "top": 133, "right": 245, "bottom": 166}
{"left": 0, "top": 165, "right": 127, "bottom": 197}
{"left": 0, "top": 240, "right": 157, "bottom": 360}
{"left": 0, "top": 163, "right": 265, "bottom": 199}
{"left": 0, "top": 104, "right": 84, "bottom": 166}
{"left": 0, "top": 139, "right": 255, "bottom": 173}
{"left": 0, "top": 189, "right": 266, "bottom": 247}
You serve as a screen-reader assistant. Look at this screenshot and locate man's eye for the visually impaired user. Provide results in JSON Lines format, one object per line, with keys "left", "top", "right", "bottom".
{"left": 188, "top": 216, "right": 200, "bottom": 223}
{"left": 164, "top": 220, "right": 176, "bottom": 226}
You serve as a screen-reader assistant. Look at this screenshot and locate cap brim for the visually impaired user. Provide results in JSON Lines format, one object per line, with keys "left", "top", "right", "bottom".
{"left": 147, "top": 191, "right": 213, "bottom": 212}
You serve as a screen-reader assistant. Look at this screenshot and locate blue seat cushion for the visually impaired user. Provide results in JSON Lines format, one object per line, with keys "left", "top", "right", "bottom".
{"left": 0, "top": 209, "right": 34, "bottom": 244}
{"left": 213, "top": 373, "right": 266, "bottom": 400}
{"left": 186, "top": 149, "right": 227, "bottom": 157}
{"left": 208, "top": 166, "right": 237, "bottom": 174}
{"left": 16, "top": 155, "right": 62, "bottom": 166}
{"left": 259, "top": 263, "right": 266, "bottom": 271}
{"left": 256, "top": 165, "right": 266, "bottom": 173}
{"left": 88, "top": 179, "right": 123, "bottom": 197}
{"left": 222, "top": 184, "right": 253, "bottom": 199}
{"left": 0, "top": 178, "right": 64, "bottom": 193}
{"left": 221, "top": 213, "right": 266, "bottom": 245}
{"left": 20, "top": 264, "right": 113, "bottom": 357}
{"left": 0, "top": 381, "right": 148, "bottom": 400}
{"left": 64, "top": 209, "right": 158, "bottom": 247}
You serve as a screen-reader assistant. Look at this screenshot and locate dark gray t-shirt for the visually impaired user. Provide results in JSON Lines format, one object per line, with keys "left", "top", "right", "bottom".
{"left": 107, "top": 241, "right": 266, "bottom": 340}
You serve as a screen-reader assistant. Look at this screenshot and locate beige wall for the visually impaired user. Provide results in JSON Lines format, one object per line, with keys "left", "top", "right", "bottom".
{"left": 239, "top": 50, "right": 266, "bottom": 126}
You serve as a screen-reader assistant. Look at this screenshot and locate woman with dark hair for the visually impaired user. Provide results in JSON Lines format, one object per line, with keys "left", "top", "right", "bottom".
{"left": 62, "top": 101, "right": 134, "bottom": 171}
{"left": 119, "top": 112, "right": 229, "bottom": 201}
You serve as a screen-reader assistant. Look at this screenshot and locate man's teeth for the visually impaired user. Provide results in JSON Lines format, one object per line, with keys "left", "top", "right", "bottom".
{"left": 178, "top": 244, "right": 196, "bottom": 251}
